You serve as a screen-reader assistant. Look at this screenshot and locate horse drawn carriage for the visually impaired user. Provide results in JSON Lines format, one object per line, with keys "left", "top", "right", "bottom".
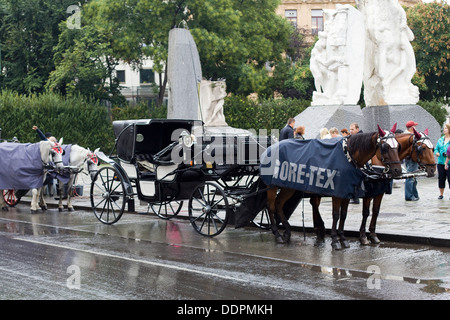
{"left": 91, "top": 119, "right": 274, "bottom": 237}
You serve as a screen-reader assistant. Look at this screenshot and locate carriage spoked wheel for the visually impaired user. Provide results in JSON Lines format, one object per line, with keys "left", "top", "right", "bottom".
{"left": 90, "top": 166, "right": 126, "bottom": 225}
{"left": 251, "top": 207, "right": 271, "bottom": 230}
{"left": 188, "top": 182, "right": 230, "bottom": 237}
{"left": 149, "top": 200, "right": 183, "bottom": 220}
{"left": 2, "top": 189, "right": 20, "bottom": 207}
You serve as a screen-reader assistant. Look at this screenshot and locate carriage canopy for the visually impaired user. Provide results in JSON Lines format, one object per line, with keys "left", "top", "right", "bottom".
{"left": 113, "top": 119, "right": 199, "bottom": 163}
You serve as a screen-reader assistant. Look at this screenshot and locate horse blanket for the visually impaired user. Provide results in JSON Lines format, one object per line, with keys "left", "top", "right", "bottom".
{"left": 260, "top": 137, "right": 365, "bottom": 199}
{"left": 0, "top": 142, "right": 44, "bottom": 189}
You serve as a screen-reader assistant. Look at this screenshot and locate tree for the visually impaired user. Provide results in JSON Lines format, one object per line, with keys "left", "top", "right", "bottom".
{"left": 406, "top": 1, "right": 450, "bottom": 101}
{"left": 80, "top": 0, "right": 292, "bottom": 105}
{"left": 0, "top": 0, "right": 75, "bottom": 94}
{"left": 46, "top": 22, "right": 125, "bottom": 106}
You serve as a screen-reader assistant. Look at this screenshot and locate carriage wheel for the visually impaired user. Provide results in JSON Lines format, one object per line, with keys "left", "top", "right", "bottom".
{"left": 3, "top": 189, "right": 19, "bottom": 207}
{"left": 251, "top": 207, "right": 271, "bottom": 230}
{"left": 188, "top": 182, "right": 230, "bottom": 237}
{"left": 90, "top": 166, "right": 126, "bottom": 225}
{"left": 149, "top": 200, "right": 183, "bottom": 220}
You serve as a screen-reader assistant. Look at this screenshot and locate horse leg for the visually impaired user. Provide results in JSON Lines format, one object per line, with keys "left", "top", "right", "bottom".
{"left": 338, "top": 199, "right": 350, "bottom": 248}
{"left": 310, "top": 196, "right": 325, "bottom": 243}
{"left": 0, "top": 190, "right": 8, "bottom": 211}
{"left": 58, "top": 179, "right": 64, "bottom": 212}
{"left": 39, "top": 187, "right": 47, "bottom": 210}
{"left": 330, "top": 197, "right": 341, "bottom": 250}
{"left": 67, "top": 175, "right": 75, "bottom": 212}
{"left": 359, "top": 197, "right": 373, "bottom": 245}
{"left": 275, "top": 188, "right": 295, "bottom": 243}
{"left": 267, "top": 188, "right": 283, "bottom": 242}
{"left": 368, "top": 194, "right": 384, "bottom": 244}
{"left": 31, "top": 188, "right": 39, "bottom": 213}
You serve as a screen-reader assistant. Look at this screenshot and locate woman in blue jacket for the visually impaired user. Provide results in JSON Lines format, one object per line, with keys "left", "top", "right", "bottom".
{"left": 435, "top": 124, "right": 450, "bottom": 199}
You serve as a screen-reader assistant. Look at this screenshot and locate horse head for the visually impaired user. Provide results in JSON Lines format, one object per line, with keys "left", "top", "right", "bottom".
{"left": 411, "top": 128, "right": 436, "bottom": 177}
{"left": 40, "top": 138, "right": 64, "bottom": 171}
{"left": 86, "top": 148, "right": 99, "bottom": 180}
{"left": 375, "top": 124, "right": 402, "bottom": 178}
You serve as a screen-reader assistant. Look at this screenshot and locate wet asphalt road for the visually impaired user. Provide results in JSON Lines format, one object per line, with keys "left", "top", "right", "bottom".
{"left": 0, "top": 204, "right": 449, "bottom": 302}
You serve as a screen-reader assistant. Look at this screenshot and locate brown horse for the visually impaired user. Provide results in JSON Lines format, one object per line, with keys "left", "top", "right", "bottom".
{"left": 266, "top": 125, "right": 403, "bottom": 249}
{"left": 359, "top": 128, "right": 436, "bottom": 245}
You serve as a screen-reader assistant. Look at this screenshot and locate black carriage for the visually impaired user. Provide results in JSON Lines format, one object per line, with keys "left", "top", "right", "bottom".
{"left": 90, "top": 119, "right": 273, "bottom": 236}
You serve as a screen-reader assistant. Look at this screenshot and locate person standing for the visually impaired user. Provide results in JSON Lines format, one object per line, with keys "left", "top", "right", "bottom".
{"left": 294, "top": 125, "right": 305, "bottom": 140}
{"left": 280, "top": 118, "right": 295, "bottom": 141}
{"left": 404, "top": 120, "right": 419, "bottom": 201}
{"left": 349, "top": 123, "right": 361, "bottom": 135}
{"left": 435, "top": 124, "right": 450, "bottom": 199}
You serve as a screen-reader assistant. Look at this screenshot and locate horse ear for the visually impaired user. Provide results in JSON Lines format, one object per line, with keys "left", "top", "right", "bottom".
{"left": 94, "top": 148, "right": 100, "bottom": 154}
{"left": 377, "top": 124, "right": 386, "bottom": 137}
{"left": 390, "top": 122, "right": 397, "bottom": 133}
{"left": 413, "top": 127, "right": 421, "bottom": 140}
{"left": 59, "top": 137, "right": 63, "bottom": 145}
{"left": 424, "top": 128, "right": 429, "bottom": 136}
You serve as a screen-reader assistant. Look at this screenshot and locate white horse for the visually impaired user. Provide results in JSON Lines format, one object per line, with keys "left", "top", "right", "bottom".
{"left": 56, "top": 145, "right": 99, "bottom": 211}
{"left": 0, "top": 139, "right": 64, "bottom": 213}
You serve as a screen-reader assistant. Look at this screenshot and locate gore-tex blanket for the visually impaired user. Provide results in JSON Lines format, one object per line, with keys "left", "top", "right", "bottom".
{"left": 0, "top": 142, "right": 44, "bottom": 190}
{"left": 260, "top": 137, "right": 365, "bottom": 199}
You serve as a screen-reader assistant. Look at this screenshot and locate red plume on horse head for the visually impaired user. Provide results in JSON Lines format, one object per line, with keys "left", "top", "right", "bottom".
{"left": 390, "top": 123, "right": 397, "bottom": 133}
{"left": 377, "top": 124, "right": 386, "bottom": 137}
{"left": 412, "top": 127, "right": 422, "bottom": 140}
{"left": 424, "top": 128, "right": 429, "bottom": 136}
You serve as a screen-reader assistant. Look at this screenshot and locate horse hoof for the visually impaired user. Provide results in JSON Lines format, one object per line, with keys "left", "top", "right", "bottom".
{"left": 331, "top": 241, "right": 342, "bottom": 250}
{"left": 340, "top": 240, "right": 350, "bottom": 248}
{"left": 30, "top": 210, "right": 38, "bottom": 214}
{"left": 369, "top": 235, "right": 381, "bottom": 244}
{"left": 40, "top": 206, "right": 47, "bottom": 211}
{"left": 58, "top": 208, "right": 63, "bottom": 212}
{"left": 68, "top": 207, "right": 74, "bottom": 212}
{"left": 360, "top": 237, "right": 370, "bottom": 245}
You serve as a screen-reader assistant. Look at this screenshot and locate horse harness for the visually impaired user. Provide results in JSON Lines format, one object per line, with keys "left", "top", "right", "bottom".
{"left": 342, "top": 131, "right": 400, "bottom": 179}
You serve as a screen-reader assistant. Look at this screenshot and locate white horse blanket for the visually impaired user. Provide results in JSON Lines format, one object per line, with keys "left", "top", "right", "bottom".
{"left": 0, "top": 143, "right": 44, "bottom": 189}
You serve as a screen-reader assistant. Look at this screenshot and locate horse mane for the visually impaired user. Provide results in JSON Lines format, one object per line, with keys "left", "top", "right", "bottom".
{"left": 347, "top": 132, "right": 377, "bottom": 155}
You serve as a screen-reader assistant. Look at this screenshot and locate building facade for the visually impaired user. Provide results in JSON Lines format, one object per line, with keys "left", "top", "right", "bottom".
{"left": 277, "top": 0, "right": 420, "bottom": 37}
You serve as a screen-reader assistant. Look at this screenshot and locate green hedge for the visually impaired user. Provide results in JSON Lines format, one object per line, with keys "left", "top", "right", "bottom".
{"left": 223, "top": 95, "right": 310, "bottom": 131}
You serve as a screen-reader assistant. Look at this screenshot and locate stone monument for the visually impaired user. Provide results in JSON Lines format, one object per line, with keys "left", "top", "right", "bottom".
{"left": 296, "top": 4, "right": 365, "bottom": 138}
{"left": 167, "top": 28, "right": 202, "bottom": 120}
{"left": 357, "top": 0, "right": 440, "bottom": 143}
{"left": 295, "top": 0, "right": 440, "bottom": 143}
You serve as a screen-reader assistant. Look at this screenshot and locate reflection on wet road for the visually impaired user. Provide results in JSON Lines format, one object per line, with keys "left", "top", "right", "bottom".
{"left": 0, "top": 204, "right": 449, "bottom": 301}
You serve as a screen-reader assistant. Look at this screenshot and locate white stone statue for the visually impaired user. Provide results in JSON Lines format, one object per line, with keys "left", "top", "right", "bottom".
{"left": 310, "top": 5, "right": 365, "bottom": 106}
{"left": 357, "top": 0, "right": 419, "bottom": 106}
{"left": 199, "top": 80, "right": 228, "bottom": 127}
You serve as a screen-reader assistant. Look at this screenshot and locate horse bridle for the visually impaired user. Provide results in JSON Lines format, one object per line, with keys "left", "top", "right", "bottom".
{"left": 410, "top": 133, "right": 436, "bottom": 169}
{"left": 376, "top": 132, "right": 402, "bottom": 170}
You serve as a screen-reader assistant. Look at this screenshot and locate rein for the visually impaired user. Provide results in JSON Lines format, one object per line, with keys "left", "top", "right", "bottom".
{"left": 343, "top": 132, "right": 399, "bottom": 180}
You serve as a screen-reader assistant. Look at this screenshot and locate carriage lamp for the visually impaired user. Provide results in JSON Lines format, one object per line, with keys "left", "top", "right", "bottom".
{"left": 180, "top": 131, "right": 196, "bottom": 148}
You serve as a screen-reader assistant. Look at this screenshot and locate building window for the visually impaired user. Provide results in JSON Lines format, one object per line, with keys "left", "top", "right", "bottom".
{"left": 116, "top": 70, "right": 126, "bottom": 84}
{"left": 285, "top": 9, "right": 297, "bottom": 28}
{"left": 140, "top": 69, "right": 154, "bottom": 85}
{"left": 311, "top": 9, "right": 324, "bottom": 35}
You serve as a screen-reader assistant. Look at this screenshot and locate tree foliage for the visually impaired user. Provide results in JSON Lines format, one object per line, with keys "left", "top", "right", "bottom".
{"left": 0, "top": 0, "right": 75, "bottom": 94}
{"left": 81, "top": 0, "right": 293, "bottom": 102}
{"left": 406, "top": 1, "right": 450, "bottom": 100}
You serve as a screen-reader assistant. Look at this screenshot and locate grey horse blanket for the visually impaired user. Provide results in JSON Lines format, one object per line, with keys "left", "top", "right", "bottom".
{"left": 0, "top": 142, "right": 44, "bottom": 189}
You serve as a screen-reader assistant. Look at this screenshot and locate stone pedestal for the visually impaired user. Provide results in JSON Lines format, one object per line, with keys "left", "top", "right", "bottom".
{"left": 294, "top": 105, "right": 363, "bottom": 139}
{"left": 362, "top": 104, "right": 441, "bottom": 144}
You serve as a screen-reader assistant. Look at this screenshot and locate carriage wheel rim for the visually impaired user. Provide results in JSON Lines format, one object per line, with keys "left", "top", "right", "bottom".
{"left": 90, "top": 167, "right": 126, "bottom": 224}
{"left": 188, "top": 182, "right": 229, "bottom": 237}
